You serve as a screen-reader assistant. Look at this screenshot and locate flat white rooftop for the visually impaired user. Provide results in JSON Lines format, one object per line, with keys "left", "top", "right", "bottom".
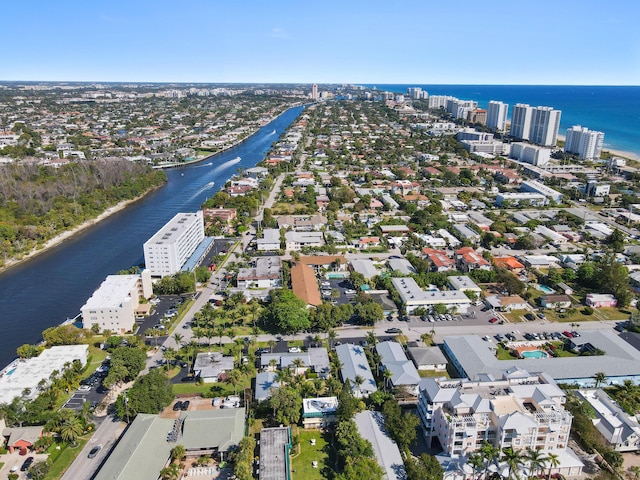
{"left": 82, "top": 275, "right": 139, "bottom": 309}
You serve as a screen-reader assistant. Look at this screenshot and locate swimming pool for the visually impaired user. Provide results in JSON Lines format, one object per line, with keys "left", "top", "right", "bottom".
{"left": 536, "top": 284, "right": 554, "bottom": 294}
{"left": 521, "top": 350, "right": 549, "bottom": 359}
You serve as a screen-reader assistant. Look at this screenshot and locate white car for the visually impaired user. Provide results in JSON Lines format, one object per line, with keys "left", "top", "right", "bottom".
{"left": 344, "top": 289, "right": 357, "bottom": 295}
{"left": 288, "top": 347, "right": 301, "bottom": 353}
{"left": 320, "top": 281, "right": 331, "bottom": 287}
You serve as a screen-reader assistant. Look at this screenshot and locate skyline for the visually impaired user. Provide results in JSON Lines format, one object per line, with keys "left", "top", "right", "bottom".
{"left": 2, "top": 0, "right": 639, "bottom": 85}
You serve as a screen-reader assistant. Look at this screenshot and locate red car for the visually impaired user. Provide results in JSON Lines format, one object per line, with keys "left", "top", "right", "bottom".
{"left": 563, "top": 331, "right": 574, "bottom": 338}
{"left": 489, "top": 317, "right": 498, "bottom": 323}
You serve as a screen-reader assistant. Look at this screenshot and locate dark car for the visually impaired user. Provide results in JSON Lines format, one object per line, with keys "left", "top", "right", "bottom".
{"left": 524, "top": 313, "right": 536, "bottom": 321}
{"left": 180, "top": 400, "right": 190, "bottom": 411}
{"left": 88, "top": 445, "right": 102, "bottom": 459}
{"left": 20, "top": 456, "right": 34, "bottom": 471}
{"left": 385, "top": 328, "right": 402, "bottom": 334}
{"left": 172, "top": 401, "right": 183, "bottom": 411}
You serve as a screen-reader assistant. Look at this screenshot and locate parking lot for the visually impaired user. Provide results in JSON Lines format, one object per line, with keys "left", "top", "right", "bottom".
{"left": 318, "top": 278, "right": 357, "bottom": 306}
{"left": 63, "top": 369, "right": 110, "bottom": 412}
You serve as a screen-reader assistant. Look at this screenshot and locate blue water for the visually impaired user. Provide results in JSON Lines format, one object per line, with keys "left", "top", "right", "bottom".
{"left": 366, "top": 84, "right": 640, "bottom": 157}
{"left": 0, "top": 106, "right": 304, "bottom": 367}
{"left": 521, "top": 350, "right": 548, "bottom": 359}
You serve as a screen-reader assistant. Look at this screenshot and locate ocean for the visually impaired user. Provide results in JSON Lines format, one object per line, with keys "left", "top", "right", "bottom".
{"left": 365, "top": 85, "right": 640, "bottom": 157}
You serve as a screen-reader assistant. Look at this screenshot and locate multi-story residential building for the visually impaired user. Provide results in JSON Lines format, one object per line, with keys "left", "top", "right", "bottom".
{"left": 510, "top": 104, "right": 534, "bottom": 140}
{"left": 455, "top": 247, "right": 491, "bottom": 272}
{"left": 565, "top": 125, "right": 605, "bottom": 160}
{"left": 521, "top": 180, "right": 563, "bottom": 203}
{"left": 81, "top": 270, "right": 153, "bottom": 333}
{"left": 391, "top": 277, "right": 471, "bottom": 314}
{"left": 143, "top": 211, "right": 205, "bottom": 277}
{"left": 256, "top": 228, "right": 281, "bottom": 251}
{"left": 311, "top": 84, "right": 318, "bottom": 100}
{"left": 428, "top": 95, "right": 455, "bottom": 110}
{"left": 486, "top": 100, "right": 509, "bottom": 131}
{"left": 510, "top": 143, "right": 551, "bottom": 166}
{"left": 236, "top": 257, "right": 281, "bottom": 290}
{"left": 284, "top": 231, "right": 325, "bottom": 251}
{"left": 530, "top": 106, "right": 561, "bottom": 146}
{"left": 467, "top": 108, "right": 487, "bottom": 125}
{"left": 496, "top": 192, "right": 548, "bottom": 207}
{"left": 302, "top": 397, "right": 338, "bottom": 429}
{"left": 417, "top": 369, "right": 582, "bottom": 476}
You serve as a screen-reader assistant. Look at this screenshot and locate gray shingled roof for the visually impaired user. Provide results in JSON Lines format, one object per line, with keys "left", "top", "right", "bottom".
{"left": 444, "top": 331, "right": 640, "bottom": 382}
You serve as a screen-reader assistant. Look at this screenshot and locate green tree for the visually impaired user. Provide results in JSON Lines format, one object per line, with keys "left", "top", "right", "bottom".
{"left": 170, "top": 444, "right": 186, "bottom": 462}
{"left": 545, "top": 452, "right": 560, "bottom": 479}
{"left": 265, "top": 288, "right": 310, "bottom": 334}
{"left": 593, "top": 371, "right": 607, "bottom": 388}
{"left": 525, "top": 447, "right": 546, "bottom": 478}
{"left": 354, "top": 301, "right": 383, "bottom": 326}
{"left": 115, "top": 369, "right": 173, "bottom": 420}
{"left": 382, "top": 399, "right": 419, "bottom": 450}
{"left": 28, "top": 460, "right": 52, "bottom": 480}
{"left": 16, "top": 343, "right": 41, "bottom": 359}
{"left": 59, "top": 416, "right": 83, "bottom": 446}
{"left": 501, "top": 447, "right": 524, "bottom": 480}
{"left": 336, "top": 419, "right": 374, "bottom": 464}
{"left": 405, "top": 453, "right": 444, "bottom": 480}
{"left": 335, "top": 457, "right": 385, "bottom": 480}
{"left": 268, "top": 385, "right": 302, "bottom": 425}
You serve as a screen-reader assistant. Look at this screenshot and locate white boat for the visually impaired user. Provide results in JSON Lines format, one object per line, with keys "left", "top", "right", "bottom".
{"left": 206, "top": 181, "right": 215, "bottom": 188}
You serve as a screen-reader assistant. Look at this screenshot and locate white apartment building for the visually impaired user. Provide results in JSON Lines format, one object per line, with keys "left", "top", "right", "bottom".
{"left": 565, "top": 125, "right": 605, "bottom": 160}
{"left": 391, "top": 277, "right": 471, "bottom": 314}
{"left": 521, "top": 180, "right": 563, "bottom": 203}
{"left": 418, "top": 369, "right": 583, "bottom": 477}
{"left": 510, "top": 104, "right": 533, "bottom": 140}
{"left": 447, "top": 99, "right": 478, "bottom": 119}
{"left": 530, "top": 106, "right": 561, "bottom": 146}
{"left": 486, "top": 101, "right": 509, "bottom": 131}
{"left": 496, "top": 192, "right": 548, "bottom": 207}
{"left": 81, "top": 270, "right": 153, "bottom": 333}
{"left": 284, "top": 231, "right": 324, "bottom": 251}
{"left": 143, "top": 211, "right": 205, "bottom": 277}
{"left": 428, "top": 95, "right": 455, "bottom": 110}
{"left": 510, "top": 143, "right": 551, "bottom": 166}
{"left": 256, "top": 228, "right": 281, "bottom": 251}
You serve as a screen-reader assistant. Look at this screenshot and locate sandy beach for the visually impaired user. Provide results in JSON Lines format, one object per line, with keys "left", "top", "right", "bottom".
{"left": 557, "top": 134, "right": 640, "bottom": 162}
{"left": 0, "top": 190, "right": 155, "bottom": 275}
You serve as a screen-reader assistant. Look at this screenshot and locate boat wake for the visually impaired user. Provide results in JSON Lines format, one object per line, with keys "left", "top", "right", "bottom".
{"left": 210, "top": 156, "right": 241, "bottom": 175}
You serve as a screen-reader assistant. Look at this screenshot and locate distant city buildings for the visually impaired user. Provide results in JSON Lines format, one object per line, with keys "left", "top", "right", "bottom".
{"left": 311, "top": 83, "right": 318, "bottom": 101}
{"left": 407, "top": 86, "right": 427, "bottom": 100}
{"left": 143, "top": 211, "right": 205, "bottom": 277}
{"left": 565, "top": 125, "right": 605, "bottom": 160}
{"left": 510, "top": 143, "right": 551, "bottom": 166}
{"left": 486, "top": 100, "right": 509, "bottom": 131}
{"left": 510, "top": 104, "right": 561, "bottom": 146}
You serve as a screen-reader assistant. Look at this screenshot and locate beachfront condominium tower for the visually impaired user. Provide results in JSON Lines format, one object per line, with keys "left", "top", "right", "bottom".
{"left": 510, "top": 103, "right": 533, "bottom": 140}
{"left": 486, "top": 100, "right": 509, "bottom": 131}
{"left": 143, "top": 211, "right": 205, "bottom": 277}
{"left": 311, "top": 84, "right": 318, "bottom": 101}
{"left": 564, "top": 125, "right": 605, "bottom": 160}
{"left": 530, "top": 106, "right": 562, "bottom": 146}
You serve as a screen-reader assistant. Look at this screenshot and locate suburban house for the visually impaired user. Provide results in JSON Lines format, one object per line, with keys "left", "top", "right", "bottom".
{"left": 540, "top": 294, "right": 572, "bottom": 309}
{"left": 576, "top": 389, "right": 640, "bottom": 452}
{"left": 236, "top": 257, "right": 281, "bottom": 290}
{"left": 423, "top": 248, "right": 456, "bottom": 272}
{"left": 493, "top": 256, "right": 525, "bottom": 273}
{"left": 335, "top": 344, "right": 377, "bottom": 398}
{"left": 376, "top": 341, "right": 421, "bottom": 394}
{"left": 407, "top": 346, "right": 448, "bottom": 372}
{"left": 586, "top": 294, "right": 617, "bottom": 308}
{"left": 455, "top": 247, "right": 491, "bottom": 272}
{"left": 260, "top": 348, "right": 331, "bottom": 378}
{"left": 193, "top": 352, "right": 234, "bottom": 383}
{"left": 302, "top": 397, "right": 338, "bottom": 429}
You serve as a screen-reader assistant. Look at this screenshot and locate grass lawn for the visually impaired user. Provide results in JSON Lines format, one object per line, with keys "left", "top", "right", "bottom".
{"left": 544, "top": 309, "right": 598, "bottom": 323}
{"left": 291, "top": 429, "right": 333, "bottom": 480}
{"left": 271, "top": 202, "right": 308, "bottom": 214}
{"left": 595, "top": 307, "right": 631, "bottom": 321}
{"left": 45, "top": 437, "right": 90, "bottom": 480}
{"left": 503, "top": 310, "right": 529, "bottom": 323}
{"left": 418, "top": 369, "right": 450, "bottom": 378}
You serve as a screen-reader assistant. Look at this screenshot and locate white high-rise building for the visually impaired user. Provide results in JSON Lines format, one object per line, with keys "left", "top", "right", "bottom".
{"left": 143, "top": 211, "right": 205, "bottom": 277}
{"left": 428, "top": 95, "right": 455, "bottom": 110}
{"left": 565, "top": 125, "right": 604, "bottom": 160}
{"left": 311, "top": 84, "right": 318, "bottom": 100}
{"left": 510, "top": 103, "right": 533, "bottom": 140}
{"left": 510, "top": 142, "right": 551, "bottom": 166}
{"left": 486, "top": 100, "right": 509, "bottom": 131}
{"left": 530, "top": 106, "right": 562, "bottom": 146}
{"left": 407, "top": 87, "right": 426, "bottom": 100}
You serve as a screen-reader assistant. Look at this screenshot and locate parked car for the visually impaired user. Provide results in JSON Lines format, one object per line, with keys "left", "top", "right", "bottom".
{"left": 88, "top": 446, "right": 102, "bottom": 459}
{"left": 563, "top": 331, "right": 574, "bottom": 338}
{"left": 20, "top": 456, "right": 34, "bottom": 471}
{"left": 173, "top": 401, "right": 183, "bottom": 411}
{"left": 489, "top": 317, "right": 498, "bottom": 323}
{"left": 212, "top": 397, "right": 221, "bottom": 407}
{"left": 180, "top": 400, "right": 190, "bottom": 411}
{"left": 288, "top": 347, "right": 302, "bottom": 353}
{"left": 524, "top": 313, "right": 536, "bottom": 321}
{"left": 385, "top": 328, "right": 402, "bottom": 334}
{"left": 537, "top": 312, "right": 546, "bottom": 319}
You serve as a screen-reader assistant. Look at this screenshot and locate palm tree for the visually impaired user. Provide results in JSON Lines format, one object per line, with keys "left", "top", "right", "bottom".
{"left": 479, "top": 442, "right": 500, "bottom": 480}
{"left": 291, "top": 357, "right": 305, "bottom": 375}
{"left": 163, "top": 347, "right": 177, "bottom": 368}
{"left": 268, "top": 339, "right": 277, "bottom": 353}
{"left": 593, "top": 371, "right": 606, "bottom": 388}
{"left": 545, "top": 452, "right": 560, "bottom": 480}
{"left": 381, "top": 367, "right": 393, "bottom": 393}
{"left": 173, "top": 333, "right": 184, "bottom": 349}
{"left": 170, "top": 444, "right": 186, "bottom": 462}
{"left": 365, "top": 330, "right": 378, "bottom": 349}
{"left": 501, "top": 447, "right": 524, "bottom": 480}
{"left": 468, "top": 453, "right": 485, "bottom": 480}
{"left": 60, "top": 416, "right": 83, "bottom": 446}
{"left": 227, "top": 369, "right": 243, "bottom": 395}
{"left": 525, "top": 447, "right": 546, "bottom": 478}
{"left": 354, "top": 374, "right": 365, "bottom": 397}
{"left": 328, "top": 330, "right": 337, "bottom": 349}
{"left": 215, "top": 326, "right": 225, "bottom": 347}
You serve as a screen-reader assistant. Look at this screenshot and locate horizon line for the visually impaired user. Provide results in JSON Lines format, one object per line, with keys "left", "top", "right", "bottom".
{"left": 1, "top": 80, "right": 639, "bottom": 88}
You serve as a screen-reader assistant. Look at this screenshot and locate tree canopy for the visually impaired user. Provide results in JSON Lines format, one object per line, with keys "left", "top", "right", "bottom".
{"left": 115, "top": 369, "right": 173, "bottom": 419}
{"left": 264, "top": 288, "right": 310, "bottom": 334}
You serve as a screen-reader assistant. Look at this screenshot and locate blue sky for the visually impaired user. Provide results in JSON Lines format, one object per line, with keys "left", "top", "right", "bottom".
{"left": 2, "top": 0, "right": 638, "bottom": 85}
